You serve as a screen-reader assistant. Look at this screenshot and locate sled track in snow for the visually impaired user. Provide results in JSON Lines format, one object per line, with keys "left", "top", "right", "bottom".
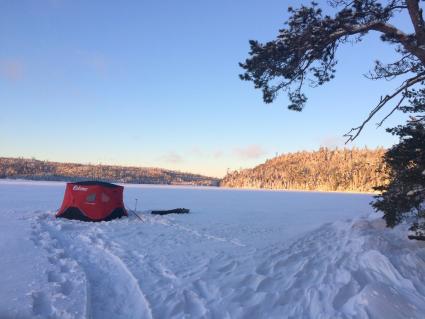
{"left": 32, "top": 213, "right": 153, "bottom": 319}
{"left": 92, "top": 216, "right": 211, "bottom": 318}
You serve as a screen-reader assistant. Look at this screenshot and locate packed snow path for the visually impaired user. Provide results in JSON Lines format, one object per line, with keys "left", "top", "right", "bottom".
{"left": 1, "top": 180, "right": 425, "bottom": 318}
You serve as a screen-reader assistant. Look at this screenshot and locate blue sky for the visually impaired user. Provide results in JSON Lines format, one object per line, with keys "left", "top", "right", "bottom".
{"left": 0, "top": 0, "right": 413, "bottom": 177}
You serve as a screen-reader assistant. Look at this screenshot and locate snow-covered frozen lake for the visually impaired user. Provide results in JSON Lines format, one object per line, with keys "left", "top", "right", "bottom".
{"left": 1, "top": 180, "right": 425, "bottom": 319}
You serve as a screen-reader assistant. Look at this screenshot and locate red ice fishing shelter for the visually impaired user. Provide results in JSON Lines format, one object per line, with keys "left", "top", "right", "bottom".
{"left": 56, "top": 181, "right": 127, "bottom": 221}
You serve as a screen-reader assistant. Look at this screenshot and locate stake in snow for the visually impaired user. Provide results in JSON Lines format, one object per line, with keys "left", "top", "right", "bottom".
{"left": 1, "top": 180, "right": 425, "bottom": 319}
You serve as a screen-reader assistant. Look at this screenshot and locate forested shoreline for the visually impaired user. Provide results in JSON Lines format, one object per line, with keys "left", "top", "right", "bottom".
{"left": 1, "top": 149, "right": 389, "bottom": 192}
{"left": 220, "top": 148, "right": 388, "bottom": 193}
{"left": 0, "top": 157, "right": 219, "bottom": 186}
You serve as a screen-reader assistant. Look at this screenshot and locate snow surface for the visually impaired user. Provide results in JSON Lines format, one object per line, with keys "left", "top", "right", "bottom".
{"left": 1, "top": 180, "right": 425, "bottom": 319}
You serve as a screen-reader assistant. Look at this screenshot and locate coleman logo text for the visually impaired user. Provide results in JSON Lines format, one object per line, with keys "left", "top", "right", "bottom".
{"left": 73, "top": 185, "right": 88, "bottom": 191}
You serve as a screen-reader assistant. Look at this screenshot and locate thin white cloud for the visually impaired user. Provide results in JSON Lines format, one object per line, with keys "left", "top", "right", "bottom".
{"left": 0, "top": 60, "right": 24, "bottom": 82}
{"left": 159, "top": 152, "right": 184, "bottom": 164}
{"left": 233, "top": 144, "right": 267, "bottom": 160}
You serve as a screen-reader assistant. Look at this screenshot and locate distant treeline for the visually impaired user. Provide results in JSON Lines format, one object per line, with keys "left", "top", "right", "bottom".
{"left": 220, "top": 148, "right": 388, "bottom": 193}
{"left": 0, "top": 157, "right": 219, "bottom": 186}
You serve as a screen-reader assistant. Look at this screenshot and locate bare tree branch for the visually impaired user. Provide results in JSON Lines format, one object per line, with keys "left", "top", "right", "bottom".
{"left": 376, "top": 93, "right": 406, "bottom": 127}
{"left": 344, "top": 74, "right": 425, "bottom": 143}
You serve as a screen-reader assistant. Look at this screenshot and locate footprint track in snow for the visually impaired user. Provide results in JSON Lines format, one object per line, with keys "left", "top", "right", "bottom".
{"left": 38, "top": 218, "right": 154, "bottom": 319}
{"left": 29, "top": 213, "right": 83, "bottom": 318}
{"left": 30, "top": 213, "right": 89, "bottom": 318}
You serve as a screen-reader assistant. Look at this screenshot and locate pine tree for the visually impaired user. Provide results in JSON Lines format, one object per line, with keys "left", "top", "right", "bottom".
{"left": 373, "top": 89, "right": 425, "bottom": 228}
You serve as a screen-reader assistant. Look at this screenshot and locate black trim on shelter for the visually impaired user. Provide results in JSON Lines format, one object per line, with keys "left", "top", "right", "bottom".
{"left": 56, "top": 206, "right": 127, "bottom": 222}
{"left": 56, "top": 207, "right": 91, "bottom": 221}
{"left": 103, "top": 208, "right": 127, "bottom": 221}
{"left": 73, "top": 181, "right": 121, "bottom": 188}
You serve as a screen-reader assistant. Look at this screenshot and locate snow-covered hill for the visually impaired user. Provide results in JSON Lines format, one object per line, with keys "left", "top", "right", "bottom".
{"left": 1, "top": 180, "right": 424, "bottom": 319}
